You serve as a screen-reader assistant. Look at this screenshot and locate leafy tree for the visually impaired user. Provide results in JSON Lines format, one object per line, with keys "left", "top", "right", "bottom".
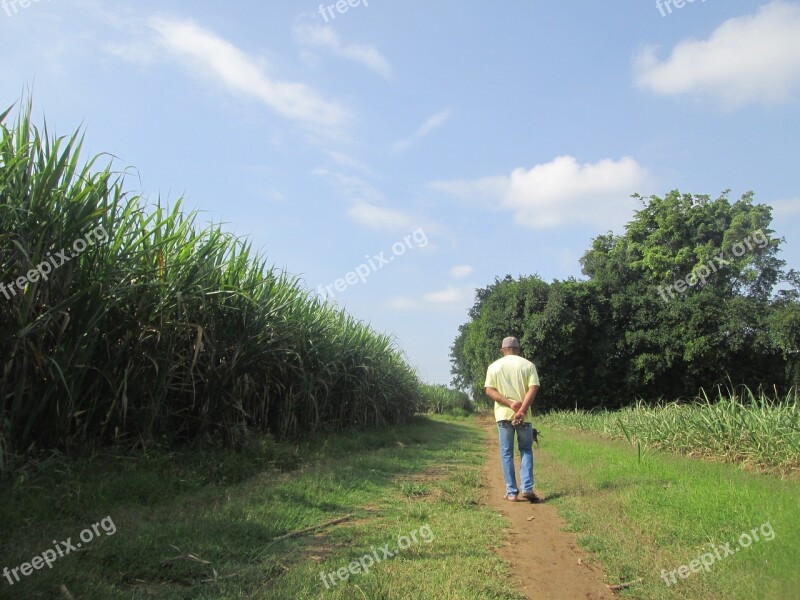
{"left": 451, "top": 191, "right": 797, "bottom": 410}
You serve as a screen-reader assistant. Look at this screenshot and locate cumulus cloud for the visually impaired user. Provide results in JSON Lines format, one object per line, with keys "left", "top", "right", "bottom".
{"left": 430, "top": 155, "right": 650, "bottom": 230}
{"left": 635, "top": 1, "right": 800, "bottom": 108}
{"left": 149, "top": 17, "right": 351, "bottom": 133}
{"left": 293, "top": 21, "right": 392, "bottom": 78}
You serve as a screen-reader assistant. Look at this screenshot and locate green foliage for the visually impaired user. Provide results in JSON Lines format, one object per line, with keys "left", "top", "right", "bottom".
{"left": 451, "top": 191, "right": 799, "bottom": 410}
{"left": 540, "top": 386, "right": 800, "bottom": 474}
{"left": 0, "top": 100, "right": 421, "bottom": 470}
{"left": 417, "top": 384, "right": 474, "bottom": 415}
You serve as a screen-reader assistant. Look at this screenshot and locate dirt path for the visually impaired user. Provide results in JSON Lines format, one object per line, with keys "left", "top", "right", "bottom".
{"left": 479, "top": 414, "right": 616, "bottom": 600}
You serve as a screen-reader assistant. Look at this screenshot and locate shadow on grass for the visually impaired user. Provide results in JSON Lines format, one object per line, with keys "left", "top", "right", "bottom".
{"left": 0, "top": 415, "right": 481, "bottom": 599}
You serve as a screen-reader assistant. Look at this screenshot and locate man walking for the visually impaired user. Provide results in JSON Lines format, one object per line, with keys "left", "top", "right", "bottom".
{"left": 484, "top": 336, "right": 542, "bottom": 503}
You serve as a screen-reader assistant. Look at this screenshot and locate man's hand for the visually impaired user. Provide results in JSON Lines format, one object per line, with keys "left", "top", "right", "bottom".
{"left": 512, "top": 410, "right": 526, "bottom": 425}
{"left": 510, "top": 401, "right": 523, "bottom": 412}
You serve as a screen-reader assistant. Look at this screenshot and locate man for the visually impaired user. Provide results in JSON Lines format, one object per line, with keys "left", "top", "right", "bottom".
{"left": 484, "top": 336, "right": 542, "bottom": 503}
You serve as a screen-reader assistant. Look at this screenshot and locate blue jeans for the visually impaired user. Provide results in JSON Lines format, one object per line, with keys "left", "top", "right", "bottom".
{"left": 497, "top": 421, "right": 534, "bottom": 496}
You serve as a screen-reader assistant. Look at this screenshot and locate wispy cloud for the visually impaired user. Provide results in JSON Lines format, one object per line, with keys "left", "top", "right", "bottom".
{"left": 322, "top": 149, "right": 376, "bottom": 175}
{"left": 423, "top": 286, "right": 472, "bottom": 304}
{"left": 148, "top": 17, "right": 351, "bottom": 134}
{"left": 311, "top": 168, "right": 384, "bottom": 202}
{"left": 347, "top": 201, "right": 423, "bottom": 232}
{"left": 386, "top": 284, "right": 475, "bottom": 311}
{"left": 386, "top": 296, "right": 421, "bottom": 310}
{"left": 450, "top": 265, "right": 474, "bottom": 279}
{"left": 312, "top": 168, "right": 441, "bottom": 235}
{"left": 392, "top": 109, "right": 452, "bottom": 153}
{"left": 772, "top": 197, "right": 800, "bottom": 220}
{"left": 430, "top": 155, "right": 650, "bottom": 230}
{"left": 293, "top": 21, "right": 392, "bottom": 78}
{"left": 635, "top": 1, "right": 800, "bottom": 109}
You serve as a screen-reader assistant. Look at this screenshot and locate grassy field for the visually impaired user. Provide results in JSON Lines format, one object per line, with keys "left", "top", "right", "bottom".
{"left": 538, "top": 387, "right": 800, "bottom": 476}
{"left": 533, "top": 427, "right": 800, "bottom": 599}
{"left": 3, "top": 403, "right": 799, "bottom": 599}
{"left": 0, "top": 415, "right": 525, "bottom": 600}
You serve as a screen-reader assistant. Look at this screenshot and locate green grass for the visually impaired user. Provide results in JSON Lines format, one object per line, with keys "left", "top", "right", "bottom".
{"left": 533, "top": 427, "right": 800, "bottom": 599}
{"left": 418, "top": 384, "right": 475, "bottom": 416}
{"left": 538, "top": 387, "right": 800, "bottom": 475}
{"left": 0, "top": 415, "right": 525, "bottom": 600}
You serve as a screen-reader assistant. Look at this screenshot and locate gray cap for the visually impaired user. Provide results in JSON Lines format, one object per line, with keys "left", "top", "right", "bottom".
{"left": 501, "top": 336, "right": 520, "bottom": 348}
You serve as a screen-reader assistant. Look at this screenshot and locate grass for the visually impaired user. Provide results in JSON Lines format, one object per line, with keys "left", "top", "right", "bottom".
{"left": 538, "top": 387, "right": 800, "bottom": 475}
{"left": 4, "top": 408, "right": 798, "bottom": 599}
{"left": 418, "top": 383, "right": 475, "bottom": 416}
{"left": 533, "top": 427, "right": 800, "bottom": 599}
{"left": 0, "top": 415, "right": 525, "bottom": 600}
{"left": 1, "top": 98, "right": 420, "bottom": 470}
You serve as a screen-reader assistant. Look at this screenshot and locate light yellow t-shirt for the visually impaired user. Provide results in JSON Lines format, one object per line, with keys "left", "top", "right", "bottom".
{"left": 484, "top": 355, "right": 540, "bottom": 422}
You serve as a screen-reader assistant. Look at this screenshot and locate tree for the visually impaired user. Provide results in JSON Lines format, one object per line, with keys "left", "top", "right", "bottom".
{"left": 451, "top": 191, "right": 797, "bottom": 410}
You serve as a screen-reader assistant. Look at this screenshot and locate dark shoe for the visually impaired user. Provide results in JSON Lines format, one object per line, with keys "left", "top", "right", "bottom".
{"left": 521, "top": 491, "right": 543, "bottom": 503}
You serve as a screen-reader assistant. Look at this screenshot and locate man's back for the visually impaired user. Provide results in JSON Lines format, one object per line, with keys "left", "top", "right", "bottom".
{"left": 486, "top": 355, "right": 537, "bottom": 399}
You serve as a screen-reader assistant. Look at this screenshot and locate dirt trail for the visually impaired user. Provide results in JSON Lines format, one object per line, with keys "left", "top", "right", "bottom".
{"left": 479, "top": 414, "right": 615, "bottom": 600}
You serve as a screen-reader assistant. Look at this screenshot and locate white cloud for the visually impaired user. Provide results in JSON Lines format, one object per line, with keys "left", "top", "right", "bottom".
{"left": 635, "top": 1, "right": 800, "bottom": 109}
{"left": 388, "top": 285, "right": 475, "bottom": 311}
{"left": 430, "top": 155, "right": 650, "bottom": 230}
{"left": 149, "top": 17, "right": 351, "bottom": 133}
{"left": 450, "top": 265, "right": 474, "bottom": 279}
{"left": 323, "top": 150, "right": 375, "bottom": 175}
{"left": 771, "top": 197, "right": 800, "bottom": 219}
{"left": 293, "top": 22, "right": 392, "bottom": 78}
{"left": 311, "top": 168, "right": 384, "bottom": 203}
{"left": 392, "top": 109, "right": 452, "bottom": 152}
{"left": 423, "top": 286, "right": 473, "bottom": 305}
{"left": 386, "top": 296, "right": 421, "bottom": 310}
{"left": 347, "top": 201, "right": 423, "bottom": 232}
{"left": 311, "top": 169, "right": 434, "bottom": 234}
{"left": 104, "top": 40, "right": 159, "bottom": 65}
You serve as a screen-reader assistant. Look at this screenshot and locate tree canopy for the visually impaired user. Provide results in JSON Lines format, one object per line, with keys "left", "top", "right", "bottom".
{"left": 451, "top": 191, "right": 800, "bottom": 411}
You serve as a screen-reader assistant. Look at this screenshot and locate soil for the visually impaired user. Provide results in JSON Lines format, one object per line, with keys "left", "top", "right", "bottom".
{"left": 479, "top": 414, "right": 616, "bottom": 600}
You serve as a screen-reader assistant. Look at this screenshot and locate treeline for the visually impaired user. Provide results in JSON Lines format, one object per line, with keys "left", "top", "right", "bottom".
{"left": 0, "top": 102, "right": 420, "bottom": 469}
{"left": 451, "top": 191, "right": 800, "bottom": 411}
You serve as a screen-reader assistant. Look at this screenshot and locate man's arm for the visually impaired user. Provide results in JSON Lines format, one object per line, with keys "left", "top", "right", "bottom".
{"left": 485, "top": 387, "right": 523, "bottom": 412}
{"left": 514, "top": 385, "right": 539, "bottom": 421}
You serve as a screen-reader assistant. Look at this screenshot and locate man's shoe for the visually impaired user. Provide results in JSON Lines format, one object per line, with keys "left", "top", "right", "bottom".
{"left": 504, "top": 494, "right": 518, "bottom": 502}
{"left": 521, "top": 491, "right": 543, "bottom": 503}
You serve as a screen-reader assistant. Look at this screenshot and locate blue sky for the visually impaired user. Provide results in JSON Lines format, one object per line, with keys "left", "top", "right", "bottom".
{"left": 2, "top": 0, "right": 800, "bottom": 384}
